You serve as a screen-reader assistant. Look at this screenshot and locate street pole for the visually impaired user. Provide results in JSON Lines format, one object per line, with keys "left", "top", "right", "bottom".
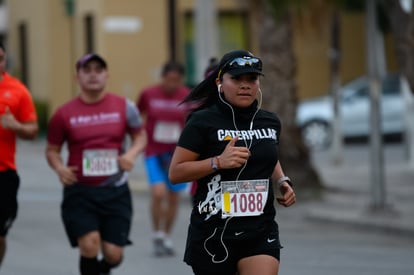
{"left": 366, "top": 0, "right": 386, "bottom": 211}
{"left": 194, "top": 0, "right": 218, "bottom": 82}
{"left": 329, "top": 10, "right": 343, "bottom": 166}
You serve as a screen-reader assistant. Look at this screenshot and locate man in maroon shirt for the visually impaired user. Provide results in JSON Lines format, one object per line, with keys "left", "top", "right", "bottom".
{"left": 46, "top": 53, "right": 147, "bottom": 275}
{"left": 136, "top": 62, "right": 189, "bottom": 256}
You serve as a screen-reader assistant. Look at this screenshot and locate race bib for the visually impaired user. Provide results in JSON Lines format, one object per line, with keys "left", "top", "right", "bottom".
{"left": 82, "top": 149, "right": 119, "bottom": 176}
{"left": 221, "top": 179, "right": 269, "bottom": 218}
{"left": 153, "top": 121, "right": 181, "bottom": 143}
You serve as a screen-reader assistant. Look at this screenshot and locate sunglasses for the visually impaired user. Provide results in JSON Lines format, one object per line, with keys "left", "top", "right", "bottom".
{"left": 219, "top": 56, "right": 262, "bottom": 78}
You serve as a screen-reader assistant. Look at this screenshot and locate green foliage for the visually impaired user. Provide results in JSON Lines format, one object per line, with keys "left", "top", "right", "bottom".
{"left": 63, "top": 0, "right": 75, "bottom": 16}
{"left": 34, "top": 100, "right": 49, "bottom": 135}
{"left": 332, "top": 0, "right": 364, "bottom": 11}
{"left": 267, "top": 0, "right": 308, "bottom": 21}
{"left": 377, "top": 1, "right": 391, "bottom": 33}
{"left": 267, "top": 0, "right": 390, "bottom": 33}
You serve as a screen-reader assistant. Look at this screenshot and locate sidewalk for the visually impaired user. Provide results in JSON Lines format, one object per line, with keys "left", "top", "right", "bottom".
{"left": 306, "top": 143, "right": 414, "bottom": 237}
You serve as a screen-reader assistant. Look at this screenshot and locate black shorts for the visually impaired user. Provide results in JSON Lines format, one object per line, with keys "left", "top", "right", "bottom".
{"left": 184, "top": 221, "right": 282, "bottom": 275}
{"left": 61, "top": 183, "right": 133, "bottom": 247}
{"left": 0, "top": 170, "right": 20, "bottom": 237}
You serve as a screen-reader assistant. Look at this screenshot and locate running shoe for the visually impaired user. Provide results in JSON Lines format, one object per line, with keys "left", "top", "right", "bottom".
{"left": 153, "top": 238, "right": 165, "bottom": 257}
{"left": 163, "top": 239, "right": 175, "bottom": 256}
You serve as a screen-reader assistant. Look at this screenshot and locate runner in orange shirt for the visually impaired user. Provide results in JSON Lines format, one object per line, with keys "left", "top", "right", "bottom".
{"left": 0, "top": 42, "right": 38, "bottom": 269}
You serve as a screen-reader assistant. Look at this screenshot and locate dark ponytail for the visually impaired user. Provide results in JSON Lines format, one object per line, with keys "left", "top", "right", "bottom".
{"left": 182, "top": 67, "right": 220, "bottom": 111}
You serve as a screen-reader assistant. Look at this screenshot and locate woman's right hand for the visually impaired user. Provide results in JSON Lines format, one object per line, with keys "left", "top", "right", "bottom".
{"left": 218, "top": 136, "right": 250, "bottom": 169}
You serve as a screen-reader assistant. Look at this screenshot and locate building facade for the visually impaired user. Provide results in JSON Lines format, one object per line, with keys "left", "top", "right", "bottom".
{"left": 4, "top": 0, "right": 396, "bottom": 123}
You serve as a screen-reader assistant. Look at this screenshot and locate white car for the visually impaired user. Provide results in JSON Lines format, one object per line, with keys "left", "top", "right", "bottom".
{"left": 296, "top": 74, "right": 405, "bottom": 150}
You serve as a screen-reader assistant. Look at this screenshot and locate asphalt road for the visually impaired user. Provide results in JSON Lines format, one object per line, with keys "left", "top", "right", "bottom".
{"left": 1, "top": 140, "right": 413, "bottom": 275}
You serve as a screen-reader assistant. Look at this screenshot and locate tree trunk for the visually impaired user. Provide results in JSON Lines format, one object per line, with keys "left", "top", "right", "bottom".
{"left": 385, "top": 0, "right": 414, "bottom": 94}
{"left": 250, "top": 0, "right": 322, "bottom": 189}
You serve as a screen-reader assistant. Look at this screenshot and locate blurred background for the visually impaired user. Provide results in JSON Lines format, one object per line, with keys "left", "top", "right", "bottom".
{"left": 0, "top": 0, "right": 397, "bottom": 125}
{"left": 3, "top": 0, "right": 413, "bottom": 187}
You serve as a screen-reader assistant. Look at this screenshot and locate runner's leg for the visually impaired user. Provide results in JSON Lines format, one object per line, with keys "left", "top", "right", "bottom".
{"left": 0, "top": 170, "right": 19, "bottom": 269}
{"left": 151, "top": 183, "right": 167, "bottom": 233}
{"left": 98, "top": 184, "right": 131, "bottom": 273}
{"left": 145, "top": 155, "right": 170, "bottom": 255}
{"left": 100, "top": 241, "right": 123, "bottom": 274}
{"left": 78, "top": 231, "right": 101, "bottom": 275}
{"left": 237, "top": 255, "right": 279, "bottom": 275}
{"left": 163, "top": 190, "right": 180, "bottom": 255}
{"left": 0, "top": 237, "right": 5, "bottom": 267}
{"left": 165, "top": 190, "right": 179, "bottom": 234}
{"left": 151, "top": 183, "right": 167, "bottom": 256}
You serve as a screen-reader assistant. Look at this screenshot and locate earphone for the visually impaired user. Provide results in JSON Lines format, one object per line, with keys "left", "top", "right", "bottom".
{"left": 204, "top": 80, "right": 262, "bottom": 264}
{"left": 217, "top": 84, "right": 262, "bottom": 109}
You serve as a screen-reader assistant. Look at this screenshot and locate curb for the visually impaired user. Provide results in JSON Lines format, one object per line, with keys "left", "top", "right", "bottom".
{"left": 306, "top": 207, "right": 414, "bottom": 238}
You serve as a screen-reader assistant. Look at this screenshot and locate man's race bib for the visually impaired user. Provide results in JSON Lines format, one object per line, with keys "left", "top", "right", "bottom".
{"left": 153, "top": 121, "right": 181, "bottom": 144}
{"left": 82, "top": 149, "right": 119, "bottom": 176}
{"left": 221, "top": 179, "right": 269, "bottom": 218}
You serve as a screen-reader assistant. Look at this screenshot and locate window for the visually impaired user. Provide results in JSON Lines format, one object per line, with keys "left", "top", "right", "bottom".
{"left": 382, "top": 74, "right": 400, "bottom": 95}
{"left": 84, "top": 14, "right": 95, "bottom": 53}
{"left": 183, "top": 11, "right": 249, "bottom": 87}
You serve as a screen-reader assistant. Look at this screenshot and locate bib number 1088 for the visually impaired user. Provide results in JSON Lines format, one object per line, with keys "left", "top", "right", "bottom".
{"left": 222, "top": 192, "right": 265, "bottom": 217}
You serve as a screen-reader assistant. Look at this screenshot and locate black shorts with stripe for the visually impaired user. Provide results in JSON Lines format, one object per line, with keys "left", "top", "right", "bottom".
{"left": 0, "top": 169, "right": 20, "bottom": 236}
{"left": 184, "top": 220, "right": 282, "bottom": 275}
{"left": 61, "top": 183, "right": 133, "bottom": 247}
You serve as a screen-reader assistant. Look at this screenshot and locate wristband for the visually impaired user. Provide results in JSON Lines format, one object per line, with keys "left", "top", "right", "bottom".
{"left": 211, "top": 157, "right": 218, "bottom": 171}
{"left": 276, "top": 176, "right": 292, "bottom": 188}
{"left": 215, "top": 156, "right": 221, "bottom": 170}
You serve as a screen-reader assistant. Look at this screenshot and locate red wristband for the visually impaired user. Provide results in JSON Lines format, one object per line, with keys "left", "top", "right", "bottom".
{"left": 215, "top": 156, "right": 221, "bottom": 170}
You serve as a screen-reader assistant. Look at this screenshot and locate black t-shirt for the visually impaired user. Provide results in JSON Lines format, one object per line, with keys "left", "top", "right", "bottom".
{"left": 178, "top": 100, "right": 281, "bottom": 238}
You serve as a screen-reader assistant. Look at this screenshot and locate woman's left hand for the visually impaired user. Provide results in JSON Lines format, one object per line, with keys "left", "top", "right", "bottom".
{"left": 276, "top": 183, "right": 296, "bottom": 207}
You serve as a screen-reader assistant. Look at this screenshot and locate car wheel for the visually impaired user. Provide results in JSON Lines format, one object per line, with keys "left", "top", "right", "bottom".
{"left": 301, "top": 120, "right": 332, "bottom": 150}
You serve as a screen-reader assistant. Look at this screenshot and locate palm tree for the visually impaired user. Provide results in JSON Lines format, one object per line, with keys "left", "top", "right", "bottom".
{"left": 249, "top": 0, "right": 322, "bottom": 189}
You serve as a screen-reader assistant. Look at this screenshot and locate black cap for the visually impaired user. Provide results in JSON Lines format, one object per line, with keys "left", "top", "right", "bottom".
{"left": 76, "top": 53, "right": 107, "bottom": 71}
{"left": 218, "top": 50, "right": 263, "bottom": 78}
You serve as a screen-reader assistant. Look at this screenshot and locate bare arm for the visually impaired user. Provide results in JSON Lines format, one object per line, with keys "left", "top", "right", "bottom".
{"left": 169, "top": 136, "right": 250, "bottom": 184}
{"left": 272, "top": 161, "right": 286, "bottom": 182}
{"left": 169, "top": 146, "right": 213, "bottom": 183}
{"left": 1, "top": 107, "right": 38, "bottom": 139}
{"left": 118, "top": 129, "right": 147, "bottom": 171}
{"left": 15, "top": 121, "right": 38, "bottom": 139}
{"left": 272, "top": 161, "right": 296, "bottom": 207}
{"left": 45, "top": 144, "right": 78, "bottom": 186}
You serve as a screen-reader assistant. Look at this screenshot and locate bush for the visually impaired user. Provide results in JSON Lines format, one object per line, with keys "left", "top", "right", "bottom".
{"left": 34, "top": 100, "right": 49, "bottom": 136}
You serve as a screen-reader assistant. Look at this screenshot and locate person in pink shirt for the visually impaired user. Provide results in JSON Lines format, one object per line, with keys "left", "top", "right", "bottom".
{"left": 46, "top": 53, "right": 147, "bottom": 275}
{"left": 136, "top": 62, "right": 190, "bottom": 256}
